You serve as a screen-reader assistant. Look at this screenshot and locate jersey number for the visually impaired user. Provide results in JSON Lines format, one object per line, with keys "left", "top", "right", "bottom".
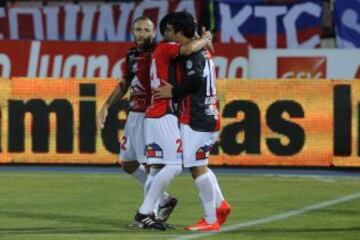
{"left": 176, "top": 139, "right": 182, "bottom": 153}
{"left": 120, "top": 136, "right": 127, "bottom": 150}
{"left": 150, "top": 58, "right": 161, "bottom": 89}
{"left": 203, "top": 59, "right": 216, "bottom": 96}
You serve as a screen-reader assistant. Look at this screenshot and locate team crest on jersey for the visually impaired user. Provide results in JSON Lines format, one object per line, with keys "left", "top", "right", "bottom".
{"left": 186, "top": 60, "right": 193, "bottom": 69}
{"left": 145, "top": 143, "right": 163, "bottom": 158}
{"left": 195, "top": 145, "right": 211, "bottom": 160}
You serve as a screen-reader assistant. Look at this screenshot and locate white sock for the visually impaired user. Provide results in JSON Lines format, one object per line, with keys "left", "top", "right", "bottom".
{"left": 139, "top": 165, "right": 182, "bottom": 214}
{"left": 144, "top": 173, "right": 154, "bottom": 197}
{"left": 131, "top": 164, "right": 147, "bottom": 187}
{"left": 195, "top": 172, "right": 216, "bottom": 224}
{"left": 158, "top": 191, "right": 171, "bottom": 206}
{"left": 144, "top": 168, "right": 171, "bottom": 203}
{"left": 208, "top": 168, "right": 225, "bottom": 208}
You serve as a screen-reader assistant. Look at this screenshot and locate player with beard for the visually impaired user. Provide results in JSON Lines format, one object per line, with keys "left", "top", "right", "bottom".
{"left": 97, "top": 16, "right": 176, "bottom": 228}
{"left": 133, "top": 13, "right": 214, "bottom": 231}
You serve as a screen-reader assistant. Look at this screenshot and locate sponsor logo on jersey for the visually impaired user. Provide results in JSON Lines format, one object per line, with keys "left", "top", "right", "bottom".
{"left": 145, "top": 143, "right": 163, "bottom": 158}
{"left": 195, "top": 145, "right": 211, "bottom": 160}
{"left": 132, "top": 62, "right": 138, "bottom": 73}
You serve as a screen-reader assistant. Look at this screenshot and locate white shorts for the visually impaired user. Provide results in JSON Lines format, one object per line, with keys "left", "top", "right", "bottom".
{"left": 144, "top": 114, "right": 182, "bottom": 165}
{"left": 119, "top": 112, "right": 146, "bottom": 163}
{"left": 181, "top": 124, "right": 218, "bottom": 168}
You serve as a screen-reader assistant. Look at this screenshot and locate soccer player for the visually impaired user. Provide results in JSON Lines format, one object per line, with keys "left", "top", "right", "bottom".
{"left": 153, "top": 12, "right": 231, "bottom": 231}
{"left": 96, "top": 16, "right": 176, "bottom": 226}
{"left": 133, "top": 13, "right": 214, "bottom": 231}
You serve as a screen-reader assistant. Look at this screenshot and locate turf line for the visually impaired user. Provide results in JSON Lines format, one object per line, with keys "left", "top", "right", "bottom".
{"left": 174, "top": 191, "right": 360, "bottom": 240}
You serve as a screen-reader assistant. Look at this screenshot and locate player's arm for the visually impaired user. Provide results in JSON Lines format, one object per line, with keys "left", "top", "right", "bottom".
{"left": 194, "top": 26, "right": 215, "bottom": 53}
{"left": 153, "top": 54, "right": 203, "bottom": 99}
{"left": 97, "top": 78, "right": 130, "bottom": 129}
{"left": 171, "top": 76, "right": 201, "bottom": 99}
{"left": 179, "top": 31, "right": 212, "bottom": 56}
{"left": 104, "top": 78, "right": 130, "bottom": 107}
{"left": 153, "top": 78, "right": 201, "bottom": 99}
{"left": 172, "top": 54, "right": 203, "bottom": 98}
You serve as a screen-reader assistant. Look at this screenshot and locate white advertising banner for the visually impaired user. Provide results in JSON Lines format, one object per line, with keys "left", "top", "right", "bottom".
{"left": 249, "top": 49, "right": 360, "bottom": 79}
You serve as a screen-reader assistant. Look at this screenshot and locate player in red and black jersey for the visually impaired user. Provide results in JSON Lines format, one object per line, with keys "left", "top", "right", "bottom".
{"left": 154, "top": 12, "right": 231, "bottom": 231}
{"left": 134, "top": 13, "right": 214, "bottom": 230}
{"left": 97, "top": 17, "right": 175, "bottom": 230}
{"left": 97, "top": 16, "right": 154, "bottom": 171}
{"left": 171, "top": 48, "right": 220, "bottom": 132}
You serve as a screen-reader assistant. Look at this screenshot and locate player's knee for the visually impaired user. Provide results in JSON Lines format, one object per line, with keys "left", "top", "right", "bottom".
{"left": 190, "top": 165, "right": 208, "bottom": 179}
{"left": 122, "top": 161, "right": 140, "bottom": 174}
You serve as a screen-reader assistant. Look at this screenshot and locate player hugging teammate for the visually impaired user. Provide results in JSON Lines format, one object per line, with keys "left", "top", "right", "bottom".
{"left": 97, "top": 12, "right": 231, "bottom": 232}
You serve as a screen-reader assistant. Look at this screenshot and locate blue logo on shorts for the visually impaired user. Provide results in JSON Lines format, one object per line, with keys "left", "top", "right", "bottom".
{"left": 145, "top": 143, "right": 163, "bottom": 158}
{"left": 196, "top": 145, "right": 211, "bottom": 160}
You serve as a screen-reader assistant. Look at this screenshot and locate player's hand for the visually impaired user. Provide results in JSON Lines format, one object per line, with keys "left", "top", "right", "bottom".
{"left": 194, "top": 27, "right": 200, "bottom": 39}
{"left": 97, "top": 104, "right": 108, "bottom": 129}
{"left": 201, "top": 27, "right": 214, "bottom": 53}
{"left": 201, "top": 31, "right": 212, "bottom": 42}
{"left": 153, "top": 80, "right": 173, "bottom": 99}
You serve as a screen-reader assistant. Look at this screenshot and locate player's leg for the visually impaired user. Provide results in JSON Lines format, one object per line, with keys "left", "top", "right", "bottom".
{"left": 135, "top": 169, "right": 180, "bottom": 231}
{"left": 142, "top": 116, "right": 176, "bottom": 215}
{"left": 190, "top": 165, "right": 218, "bottom": 228}
{"left": 191, "top": 128, "right": 230, "bottom": 224}
{"left": 143, "top": 165, "right": 170, "bottom": 201}
{"left": 120, "top": 112, "right": 147, "bottom": 186}
{"left": 122, "top": 161, "right": 147, "bottom": 186}
{"left": 181, "top": 124, "right": 220, "bottom": 231}
{"left": 206, "top": 168, "right": 224, "bottom": 206}
{"left": 207, "top": 168, "right": 231, "bottom": 225}
{"left": 140, "top": 115, "right": 182, "bottom": 216}
{"left": 134, "top": 115, "right": 182, "bottom": 230}
{"left": 143, "top": 165, "right": 178, "bottom": 225}
{"left": 138, "top": 164, "right": 181, "bottom": 216}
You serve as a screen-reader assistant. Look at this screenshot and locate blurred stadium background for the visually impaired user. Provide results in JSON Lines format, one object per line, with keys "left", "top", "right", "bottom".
{"left": 0, "top": 0, "right": 360, "bottom": 239}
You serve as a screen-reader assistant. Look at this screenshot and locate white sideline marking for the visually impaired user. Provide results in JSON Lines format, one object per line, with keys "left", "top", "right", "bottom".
{"left": 174, "top": 192, "right": 360, "bottom": 240}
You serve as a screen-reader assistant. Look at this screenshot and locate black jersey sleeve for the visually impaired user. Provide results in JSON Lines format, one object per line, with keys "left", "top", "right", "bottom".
{"left": 171, "top": 52, "right": 204, "bottom": 98}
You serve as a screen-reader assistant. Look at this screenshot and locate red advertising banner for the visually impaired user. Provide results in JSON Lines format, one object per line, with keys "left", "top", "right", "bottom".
{"left": 250, "top": 49, "right": 360, "bottom": 79}
{"left": 0, "top": 40, "right": 248, "bottom": 78}
{"left": 277, "top": 56, "right": 327, "bottom": 79}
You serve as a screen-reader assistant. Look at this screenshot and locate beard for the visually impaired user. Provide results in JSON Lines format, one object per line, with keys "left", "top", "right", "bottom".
{"left": 136, "top": 37, "right": 153, "bottom": 49}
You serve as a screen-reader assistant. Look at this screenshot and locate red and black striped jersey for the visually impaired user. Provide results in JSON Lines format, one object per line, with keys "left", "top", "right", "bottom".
{"left": 122, "top": 45, "right": 155, "bottom": 112}
{"left": 173, "top": 49, "right": 221, "bottom": 132}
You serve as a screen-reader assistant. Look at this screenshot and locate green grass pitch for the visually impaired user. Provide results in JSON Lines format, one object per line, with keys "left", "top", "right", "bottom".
{"left": 0, "top": 170, "right": 359, "bottom": 240}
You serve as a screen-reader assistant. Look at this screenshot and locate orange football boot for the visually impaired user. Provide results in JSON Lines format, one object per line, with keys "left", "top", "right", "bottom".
{"left": 184, "top": 218, "right": 220, "bottom": 231}
{"left": 216, "top": 200, "right": 231, "bottom": 225}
